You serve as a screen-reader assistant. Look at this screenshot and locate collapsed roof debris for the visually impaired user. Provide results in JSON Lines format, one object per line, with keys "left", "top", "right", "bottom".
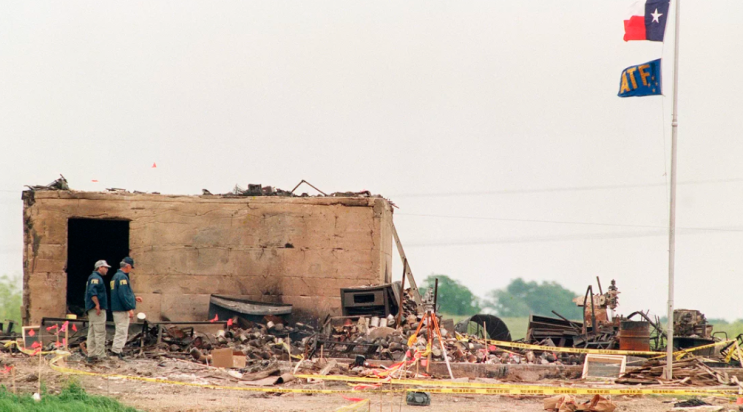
{"left": 23, "top": 176, "right": 383, "bottom": 199}
{"left": 24, "top": 174, "right": 69, "bottom": 191}
{"left": 222, "top": 181, "right": 377, "bottom": 198}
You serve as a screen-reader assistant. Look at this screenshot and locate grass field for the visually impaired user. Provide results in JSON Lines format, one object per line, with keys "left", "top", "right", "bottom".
{"left": 707, "top": 321, "right": 743, "bottom": 340}
{"left": 0, "top": 382, "right": 139, "bottom": 412}
{"left": 443, "top": 314, "right": 529, "bottom": 340}
{"left": 501, "top": 317, "right": 528, "bottom": 340}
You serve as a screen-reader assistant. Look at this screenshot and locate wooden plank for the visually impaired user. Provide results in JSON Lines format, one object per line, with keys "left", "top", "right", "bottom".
{"left": 390, "top": 221, "right": 421, "bottom": 305}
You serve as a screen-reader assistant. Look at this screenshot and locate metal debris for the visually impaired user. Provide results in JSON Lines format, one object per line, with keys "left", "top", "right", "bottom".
{"left": 25, "top": 175, "right": 69, "bottom": 191}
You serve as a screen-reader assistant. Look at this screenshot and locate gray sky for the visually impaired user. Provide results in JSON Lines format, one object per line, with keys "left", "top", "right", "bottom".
{"left": 2, "top": 1, "right": 743, "bottom": 320}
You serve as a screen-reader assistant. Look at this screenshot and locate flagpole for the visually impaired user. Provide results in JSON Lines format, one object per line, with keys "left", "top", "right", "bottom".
{"left": 665, "top": 0, "right": 681, "bottom": 381}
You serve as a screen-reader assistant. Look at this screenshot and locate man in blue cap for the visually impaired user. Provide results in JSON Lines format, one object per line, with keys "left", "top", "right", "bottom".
{"left": 84, "top": 260, "right": 110, "bottom": 362}
{"left": 109, "top": 256, "right": 142, "bottom": 359}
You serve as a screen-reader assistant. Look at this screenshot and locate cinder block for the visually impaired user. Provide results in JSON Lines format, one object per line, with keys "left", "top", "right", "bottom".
{"left": 27, "top": 272, "right": 67, "bottom": 324}
{"left": 133, "top": 293, "right": 162, "bottom": 322}
{"left": 134, "top": 274, "right": 265, "bottom": 296}
{"left": 160, "top": 294, "right": 211, "bottom": 322}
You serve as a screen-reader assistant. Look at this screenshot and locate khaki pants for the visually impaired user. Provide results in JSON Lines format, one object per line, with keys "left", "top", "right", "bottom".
{"left": 86, "top": 309, "right": 107, "bottom": 358}
{"left": 112, "top": 311, "right": 130, "bottom": 354}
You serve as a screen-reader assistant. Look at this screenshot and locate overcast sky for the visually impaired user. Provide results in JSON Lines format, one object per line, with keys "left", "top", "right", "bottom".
{"left": 2, "top": 1, "right": 743, "bottom": 321}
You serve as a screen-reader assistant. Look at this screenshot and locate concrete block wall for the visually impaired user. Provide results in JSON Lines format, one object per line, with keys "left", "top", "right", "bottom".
{"left": 22, "top": 191, "right": 394, "bottom": 325}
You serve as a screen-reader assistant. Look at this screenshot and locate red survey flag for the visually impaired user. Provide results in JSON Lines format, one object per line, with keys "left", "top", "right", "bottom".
{"left": 72, "top": 324, "right": 78, "bottom": 332}
{"left": 227, "top": 319, "right": 233, "bottom": 327}
{"left": 152, "top": 162, "right": 157, "bottom": 168}
{"left": 46, "top": 324, "right": 58, "bottom": 332}
{"left": 209, "top": 314, "right": 219, "bottom": 323}
{"left": 60, "top": 321, "right": 69, "bottom": 332}
{"left": 623, "top": 0, "right": 669, "bottom": 42}
{"left": 28, "top": 329, "right": 35, "bottom": 337}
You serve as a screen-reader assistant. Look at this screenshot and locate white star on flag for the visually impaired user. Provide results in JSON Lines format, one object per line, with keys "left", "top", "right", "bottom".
{"left": 651, "top": 8, "right": 663, "bottom": 23}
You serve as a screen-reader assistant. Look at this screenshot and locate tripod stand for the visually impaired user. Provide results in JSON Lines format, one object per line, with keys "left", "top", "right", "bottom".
{"left": 408, "top": 300, "right": 455, "bottom": 379}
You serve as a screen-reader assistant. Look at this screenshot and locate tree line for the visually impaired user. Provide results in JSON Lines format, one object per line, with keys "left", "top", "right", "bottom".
{"left": 0, "top": 274, "right": 22, "bottom": 324}
{"left": 421, "top": 274, "right": 583, "bottom": 319}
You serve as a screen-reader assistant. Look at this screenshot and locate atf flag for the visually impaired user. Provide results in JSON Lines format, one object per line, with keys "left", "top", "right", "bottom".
{"left": 618, "top": 59, "right": 661, "bottom": 97}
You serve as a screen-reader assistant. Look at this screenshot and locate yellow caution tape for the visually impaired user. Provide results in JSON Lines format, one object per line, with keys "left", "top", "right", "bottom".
{"left": 485, "top": 340, "right": 662, "bottom": 356}
{"left": 407, "top": 334, "right": 418, "bottom": 347}
{"left": 4, "top": 341, "right": 57, "bottom": 356}
{"left": 407, "top": 386, "right": 738, "bottom": 396}
{"left": 44, "top": 352, "right": 738, "bottom": 397}
{"left": 295, "top": 374, "right": 738, "bottom": 397}
{"left": 487, "top": 339, "right": 735, "bottom": 358}
{"left": 650, "top": 340, "right": 736, "bottom": 360}
{"left": 274, "top": 341, "right": 303, "bottom": 360}
{"left": 47, "top": 354, "right": 394, "bottom": 395}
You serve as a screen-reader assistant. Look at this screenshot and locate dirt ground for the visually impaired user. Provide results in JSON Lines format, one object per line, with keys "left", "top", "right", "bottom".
{"left": 0, "top": 352, "right": 738, "bottom": 412}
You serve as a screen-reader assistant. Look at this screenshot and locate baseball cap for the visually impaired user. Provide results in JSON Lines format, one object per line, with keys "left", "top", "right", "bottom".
{"left": 94, "top": 260, "right": 111, "bottom": 269}
{"left": 122, "top": 257, "right": 135, "bottom": 268}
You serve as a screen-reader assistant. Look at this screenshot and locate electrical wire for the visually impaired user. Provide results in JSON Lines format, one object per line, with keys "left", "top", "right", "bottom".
{"left": 404, "top": 226, "right": 743, "bottom": 248}
{"left": 390, "top": 177, "right": 743, "bottom": 198}
{"left": 397, "top": 212, "right": 743, "bottom": 233}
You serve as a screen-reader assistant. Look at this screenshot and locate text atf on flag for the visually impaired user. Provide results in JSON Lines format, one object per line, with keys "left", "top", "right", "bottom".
{"left": 623, "top": 0, "right": 669, "bottom": 42}
{"left": 618, "top": 59, "right": 662, "bottom": 98}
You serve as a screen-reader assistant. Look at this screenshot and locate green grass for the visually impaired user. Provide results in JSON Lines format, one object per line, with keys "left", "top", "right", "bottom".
{"left": 442, "top": 314, "right": 528, "bottom": 341}
{"left": 501, "top": 317, "right": 528, "bottom": 340}
{"left": 0, "top": 273, "right": 22, "bottom": 325}
{"left": 708, "top": 321, "right": 743, "bottom": 341}
{"left": 0, "top": 381, "right": 140, "bottom": 412}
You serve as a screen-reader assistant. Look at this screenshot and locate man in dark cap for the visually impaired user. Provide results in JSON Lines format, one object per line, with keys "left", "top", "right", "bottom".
{"left": 84, "top": 260, "right": 110, "bottom": 362}
{"left": 109, "top": 256, "right": 142, "bottom": 359}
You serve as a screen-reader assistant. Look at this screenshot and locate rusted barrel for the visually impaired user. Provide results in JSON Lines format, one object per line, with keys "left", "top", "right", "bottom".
{"left": 619, "top": 321, "right": 651, "bottom": 351}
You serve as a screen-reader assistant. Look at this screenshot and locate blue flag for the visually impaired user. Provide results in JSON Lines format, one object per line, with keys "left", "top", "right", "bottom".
{"left": 618, "top": 59, "right": 662, "bottom": 97}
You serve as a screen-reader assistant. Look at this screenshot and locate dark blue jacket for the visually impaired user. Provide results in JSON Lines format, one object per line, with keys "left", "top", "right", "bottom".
{"left": 110, "top": 270, "right": 136, "bottom": 312}
{"left": 84, "top": 271, "right": 108, "bottom": 312}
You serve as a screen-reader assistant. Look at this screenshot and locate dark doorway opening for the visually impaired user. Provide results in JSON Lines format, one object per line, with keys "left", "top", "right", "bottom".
{"left": 66, "top": 218, "right": 130, "bottom": 316}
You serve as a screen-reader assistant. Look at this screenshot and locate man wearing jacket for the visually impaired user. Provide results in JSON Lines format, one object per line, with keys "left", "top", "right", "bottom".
{"left": 109, "top": 257, "right": 142, "bottom": 359}
{"left": 84, "top": 260, "right": 110, "bottom": 362}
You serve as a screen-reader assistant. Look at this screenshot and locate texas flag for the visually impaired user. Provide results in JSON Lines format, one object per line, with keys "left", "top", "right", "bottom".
{"left": 623, "top": 0, "right": 670, "bottom": 42}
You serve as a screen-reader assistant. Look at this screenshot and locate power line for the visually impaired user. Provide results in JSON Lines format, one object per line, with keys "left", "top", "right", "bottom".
{"left": 390, "top": 177, "right": 743, "bottom": 198}
{"left": 404, "top": 225, "right": 743, "bottom": 248}
{"left": 398, "top": 213, "right": 662, "bottom": 229}
{"left": 397, "top": 212, "right": 743, "bottom": 233}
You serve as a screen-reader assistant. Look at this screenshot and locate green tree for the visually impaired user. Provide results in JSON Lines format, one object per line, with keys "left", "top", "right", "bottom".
{"left": 421, "top": 274, "right": 481, "bottom": 316}
{"left": 0, "top": 273, "right": 22, "bottom": 324}
{"left": 482, "top": 278, "right": 582, "bottom": 320}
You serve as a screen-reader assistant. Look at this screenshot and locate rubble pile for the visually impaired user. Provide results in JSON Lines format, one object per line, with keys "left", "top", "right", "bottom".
{"left": 316, "top": 314, "right": 573, "bottom": 366}
{"left": 303, "top": 289, "right": 573, "bottom": 367}
{"left": 617, "top": 356, "right": 741, "bottom": 386}
{"left": 114, "top": 317, "right": 317, "bottom": 373}
{"left": 99, "top": 289, "right": 569, "bottom": 373}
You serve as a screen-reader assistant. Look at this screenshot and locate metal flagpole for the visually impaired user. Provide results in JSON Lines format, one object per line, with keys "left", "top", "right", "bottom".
{"left": 665, "top": 0, "right": 681, "bottom": 381}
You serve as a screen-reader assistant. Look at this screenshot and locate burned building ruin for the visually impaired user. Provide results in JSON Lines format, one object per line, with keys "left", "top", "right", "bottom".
{"left": 21, "top": 189, "right": 394, "bottom": 325}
